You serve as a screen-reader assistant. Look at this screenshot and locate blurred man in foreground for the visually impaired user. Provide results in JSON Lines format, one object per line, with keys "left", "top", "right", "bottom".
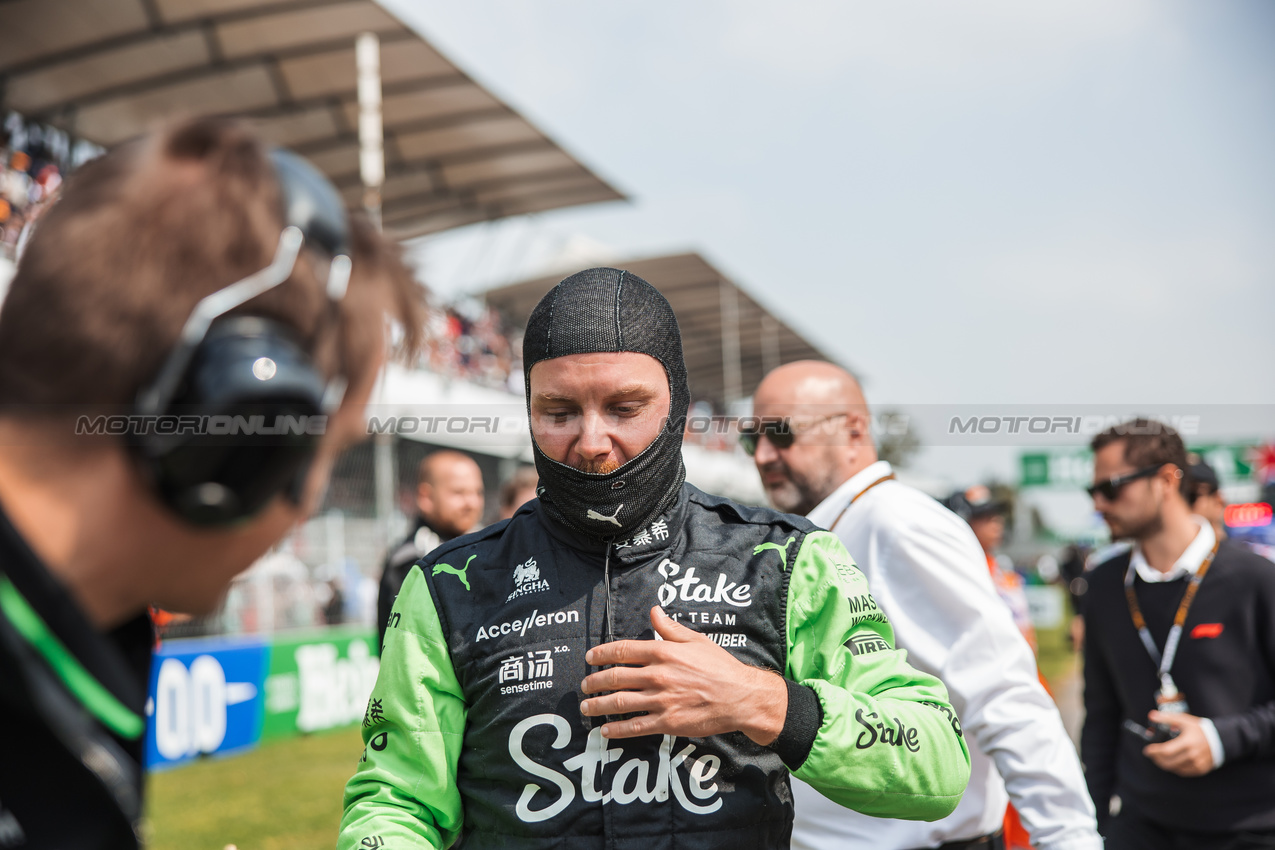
{"left": 0, "top": 117, "right": 421, "bottom": 849}
{"left": 378, "top": 450, "right": 484, "bottom": 651}
{"left": 1081, "top": 420, "right": 1275, "bottom": 847}
{"left": 341, "top": 269, "right": 970, "bottom": 849}
{"left": 751, "top": 361, "right": 1099, "bottom": 850}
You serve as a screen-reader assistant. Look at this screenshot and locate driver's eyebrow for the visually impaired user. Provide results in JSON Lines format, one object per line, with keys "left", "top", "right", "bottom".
{"left": 606, "top": 383, "right": 658, "bottom": 401}
{"left": 532, "top": 392, "right": 579, "bottom": 406}
{"left": 532, "top": 384, "right": 660, "bottom": 406}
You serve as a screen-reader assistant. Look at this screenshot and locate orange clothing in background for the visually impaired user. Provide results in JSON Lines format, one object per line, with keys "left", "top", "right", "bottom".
{"left": 986, "top": 555, "right": 1042, "bottom": 850}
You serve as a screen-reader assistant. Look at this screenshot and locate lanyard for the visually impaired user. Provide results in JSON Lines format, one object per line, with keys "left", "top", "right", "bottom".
{"left": 827, "top": 473, "right": 896, "bottom": 530}
{"left": 1123, "top": 540, "right": 1219, "bottom": 679}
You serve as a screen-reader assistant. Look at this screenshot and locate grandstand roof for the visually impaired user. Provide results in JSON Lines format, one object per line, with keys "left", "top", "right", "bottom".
{"left": 482, "top": 253, "right": 841, "bottom": 410}
{"left": 0, "top": 0, "right": 625, "bottom": 239}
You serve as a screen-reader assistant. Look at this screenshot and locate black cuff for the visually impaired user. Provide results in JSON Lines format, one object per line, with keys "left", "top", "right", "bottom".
{"left": 771, "top": 680, "right": 823, "bottom": 771}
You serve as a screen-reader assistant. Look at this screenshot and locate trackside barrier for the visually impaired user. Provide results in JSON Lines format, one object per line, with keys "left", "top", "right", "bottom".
{"left": 145, "top": 626, "right": 378, "bottom": 769}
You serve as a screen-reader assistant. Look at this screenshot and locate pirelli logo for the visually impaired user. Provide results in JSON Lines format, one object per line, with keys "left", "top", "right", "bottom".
{"left": 846, "top": 634, "right": 891, "bottom": 656}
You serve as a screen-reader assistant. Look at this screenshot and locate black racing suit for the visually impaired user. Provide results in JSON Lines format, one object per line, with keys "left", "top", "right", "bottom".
{"left": 341, "top": 483, "right": 971, "bottom": 849}
{"left": 378, "top": 519, "right": 453, "bottom": 654}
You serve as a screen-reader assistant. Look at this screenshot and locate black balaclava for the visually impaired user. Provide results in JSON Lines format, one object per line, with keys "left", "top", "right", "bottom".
{"left": 523, "top": 267, "right": 689, "bottom": 541}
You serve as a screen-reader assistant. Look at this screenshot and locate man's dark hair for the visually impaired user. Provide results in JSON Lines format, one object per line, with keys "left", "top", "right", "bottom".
{"left": 418, "top": 450, "right": 479, "bottom": 489}
{"left": 499, "top": 465, "right": 539, "bottom": 511}
{"left": 1183, "top": 457, "right": 1220, "bottom": 506}
{"left": 1090, "top": 418, "right": 1187, "bottom": 472}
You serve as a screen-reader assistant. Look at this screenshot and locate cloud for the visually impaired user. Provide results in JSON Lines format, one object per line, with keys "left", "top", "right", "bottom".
{"left": 977, "top": 229, "right": 1269, "bottom": 311}
{"left": 717, "top": 0, "right": 1168, "bottom": 84}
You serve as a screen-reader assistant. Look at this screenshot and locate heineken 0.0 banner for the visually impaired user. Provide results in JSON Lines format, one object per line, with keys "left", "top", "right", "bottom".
{"left": 145, "top": 626, "right": 379, "bottom": 770}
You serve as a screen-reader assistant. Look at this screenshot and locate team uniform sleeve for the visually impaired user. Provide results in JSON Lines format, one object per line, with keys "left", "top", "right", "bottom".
{"left": 1210, "top": 564, "right": 1275, "bottom": 763}
{"left": 783, "top": 530, "right": 971, "bottom": 822}
{"left": 339, "top": 567, "right": 466, "bottom": 850}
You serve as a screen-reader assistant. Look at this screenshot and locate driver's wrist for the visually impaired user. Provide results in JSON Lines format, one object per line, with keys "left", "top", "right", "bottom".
{"left": 739, "top": 668, "right": 788, "bottom": 746}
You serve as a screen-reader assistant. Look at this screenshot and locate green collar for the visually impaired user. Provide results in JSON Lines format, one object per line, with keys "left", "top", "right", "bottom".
{"left": 0, "top": 576, "right": 144, "bottom": 740}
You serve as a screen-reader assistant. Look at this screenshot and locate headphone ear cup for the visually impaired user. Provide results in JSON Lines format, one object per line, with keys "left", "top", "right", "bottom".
{"left": 134, "top": 317, "right": 328, "bottom": 526}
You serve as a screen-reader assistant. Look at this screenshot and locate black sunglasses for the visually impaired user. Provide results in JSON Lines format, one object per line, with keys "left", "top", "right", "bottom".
{"left": 739, "top": 419, "right": 795, "bottom": 455}
{"left": 1086, "top": 464, "right": 1165, "bottom": 501}
{"left": 738, "top": 413, "right": 847, "bottom": 456}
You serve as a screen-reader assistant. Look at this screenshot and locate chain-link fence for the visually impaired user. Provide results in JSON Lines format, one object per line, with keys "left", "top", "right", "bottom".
{"left": 164, "top": 435, "right": 524, "bottom": 641}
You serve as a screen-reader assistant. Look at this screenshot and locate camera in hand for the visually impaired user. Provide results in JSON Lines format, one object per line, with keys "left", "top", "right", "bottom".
{"left": 1123, "top": 718, "right": 1180, "bottom": 744}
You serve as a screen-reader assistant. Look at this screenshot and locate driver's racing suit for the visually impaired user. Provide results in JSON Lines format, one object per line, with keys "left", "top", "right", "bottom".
{"left": 340, "top": 484, "right": 971, "bottom": 849}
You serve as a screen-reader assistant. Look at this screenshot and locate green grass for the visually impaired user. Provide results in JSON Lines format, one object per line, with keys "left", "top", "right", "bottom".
{"left": 144, "top": 726, "right": 363, "bottom": 850}
{"left": 1036, "top": 622, "right": 1080, "bottom": 693}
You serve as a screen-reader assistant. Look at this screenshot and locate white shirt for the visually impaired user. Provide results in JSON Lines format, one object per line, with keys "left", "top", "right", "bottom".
{"left": 1130, "top": 515, "right": 1215, "bottom": 584}
{"left": 791, "top": 461, "right": 1102, "bottom": 850}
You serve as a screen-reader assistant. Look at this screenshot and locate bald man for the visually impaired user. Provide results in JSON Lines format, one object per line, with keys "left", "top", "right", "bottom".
{"left": 377, "top": 450, "right": 484, "bottom": 652}
{"left": 750, "top": 362, "right": 1100, "bottom": 850}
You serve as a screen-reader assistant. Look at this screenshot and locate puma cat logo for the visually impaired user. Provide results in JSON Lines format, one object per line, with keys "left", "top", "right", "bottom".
{"left": 433, "top": 554, "right": 476, "bottom": 591}
{"left": 586, "top": 505, "right": 623, "bottom": 527}
{"left": 753, "top": 537, "right": 796, "bottom": 571}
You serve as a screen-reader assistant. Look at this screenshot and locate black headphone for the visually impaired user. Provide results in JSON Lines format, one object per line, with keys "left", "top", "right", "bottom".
{"left": 131, "top": 149, "right": 353, "bottom": 527}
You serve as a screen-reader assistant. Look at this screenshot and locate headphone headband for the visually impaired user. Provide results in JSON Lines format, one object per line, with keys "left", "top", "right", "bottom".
{"left": 131, "top": 148, "right": 354, "bottom": 526}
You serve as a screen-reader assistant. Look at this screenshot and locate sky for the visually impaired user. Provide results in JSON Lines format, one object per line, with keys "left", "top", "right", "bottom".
{"left": 380, "top": 1, "right": 1275, "bottom": 519}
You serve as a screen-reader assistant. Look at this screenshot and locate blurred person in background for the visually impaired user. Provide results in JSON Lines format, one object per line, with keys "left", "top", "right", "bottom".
{"left": 945, "top": 486, "right": 1049, "bottom": 850}
{"left": 1081, "top": 420, "right": 1275, "bottom": 848}
{"left": 945, "top": 486, "right": 1037, "bottom": 653}
{"left": 322, "top": 578, "right": 346, "bottom": 625}
{"left": 751, "top": 360, "right": 1099, "bottom": 850}
{"left": 1184, "top": 455, "right": 1227, "bottom": 541}
{"left": 497, "top": 463, "right": 539, "bottom": 520}
{"left": 1057, "top": 543, "right": 1093, "bottom": 652}
{"left": 377, "top": 449, "right": 483, "bottom": 652}
{"left": 0, "top": 117, "right": 422, "bottom": 849}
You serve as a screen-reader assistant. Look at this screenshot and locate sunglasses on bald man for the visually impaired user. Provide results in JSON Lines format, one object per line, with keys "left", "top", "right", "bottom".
{"left": 738, "top": 414, "right": 847, "bottom": 456}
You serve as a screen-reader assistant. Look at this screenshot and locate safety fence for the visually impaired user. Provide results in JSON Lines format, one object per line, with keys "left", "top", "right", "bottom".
{"left": 146, "top": 626, "right": 378, "bottom": 770}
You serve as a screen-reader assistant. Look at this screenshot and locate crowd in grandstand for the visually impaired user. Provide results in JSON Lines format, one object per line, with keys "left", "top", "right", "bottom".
{"left": 420, "top": 297, "right": 524, "bottom": 391}
{"left": 0, "top": 114, "right": 91, "bottom": 259}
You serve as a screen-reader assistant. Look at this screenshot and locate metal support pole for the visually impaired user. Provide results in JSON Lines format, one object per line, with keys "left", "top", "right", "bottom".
{"left": 359, "top": 31, "right": 392, "bottom": 546}
{"left": 761, "top": 315, "right": 780, "bottom": 378}
{"left": 719, "top": 280, "right": 742, "bottom": 411}
{"left": 374, "top": 434, "right": 396, "bottom": 550}
{"left": 356, "top": 32, "right": 384, "bottom": 231}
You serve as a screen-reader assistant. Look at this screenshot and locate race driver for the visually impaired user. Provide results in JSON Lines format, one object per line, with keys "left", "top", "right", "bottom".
{"left": 339, "top": 268, "right": 971, "bottom": 850}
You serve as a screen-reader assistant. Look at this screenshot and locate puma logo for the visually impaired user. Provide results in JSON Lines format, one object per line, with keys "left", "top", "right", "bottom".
{"left": 586, "top": 504, "right": 623, "bottom": 527}
{"left": 753, "top": 537, "right": 796, "bottom": 571}
{"left": 433, "top": 554, "right": 476, "bottom": 591}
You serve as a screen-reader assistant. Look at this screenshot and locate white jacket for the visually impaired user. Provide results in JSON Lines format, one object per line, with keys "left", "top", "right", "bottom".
{"left": 791, "top": 461, "right": 1100, "bottom": 850}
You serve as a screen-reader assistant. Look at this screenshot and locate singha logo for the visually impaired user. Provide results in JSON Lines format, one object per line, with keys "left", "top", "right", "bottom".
{"left": 514, "top": 558, "right": 540, "bottom": 586}
{"left": 508, "top": 556, "right": 550, "bottom": 603}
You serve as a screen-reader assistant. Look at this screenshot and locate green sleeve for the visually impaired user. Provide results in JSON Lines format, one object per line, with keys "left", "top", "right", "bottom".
{"left": 786, "top": 530, "right": 970, "bottom": 821}
{"left": 338, "top": 567, "right": 466, "bottom": 849}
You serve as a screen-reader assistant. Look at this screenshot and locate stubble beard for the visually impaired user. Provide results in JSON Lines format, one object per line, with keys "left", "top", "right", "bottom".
{"left": 574, "top": 458, "right": 622, "bottom": 475}
{"left": 1105, "top": 509, "right": 1164, "bottom": 542}
{"left": 761, "top": 460, "right": 841, "bottom": 516}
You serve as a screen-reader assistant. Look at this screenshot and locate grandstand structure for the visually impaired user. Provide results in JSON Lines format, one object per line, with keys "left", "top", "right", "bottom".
{"left": 484, "top": 252, "right": 838, "bottom": 413}
{"left": 0, "top": 0, "right": 623, "bottom": 239}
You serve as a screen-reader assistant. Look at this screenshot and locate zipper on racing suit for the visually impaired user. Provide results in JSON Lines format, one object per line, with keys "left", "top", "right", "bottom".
{"left": 603, "top": 540, "right": 616, "bottom": 644}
